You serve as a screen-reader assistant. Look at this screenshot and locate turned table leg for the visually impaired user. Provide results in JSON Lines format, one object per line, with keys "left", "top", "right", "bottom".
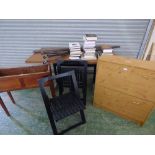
{"left": 0, "top": 96, "right": 10, "bottom": 116}
{"left": 7, "top": 91, "right": 16, "bottom": 104}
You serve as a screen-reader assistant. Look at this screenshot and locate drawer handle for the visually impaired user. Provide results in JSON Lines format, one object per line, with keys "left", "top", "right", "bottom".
{"left": 133, "top": 101, "right": 140, "bottom": 105}
{"left": 123, "top": 67, "right": 128, "bottom": 71}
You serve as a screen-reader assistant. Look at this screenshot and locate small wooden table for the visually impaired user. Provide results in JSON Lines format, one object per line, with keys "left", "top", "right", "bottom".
{"left": 25, "top": 44, "right": 120, "bottom": 65}
{"left": 25, "top": 44, "right": 120, "bottom": 81}
{"left": 26, "top": 53, "right": 98, "bottom": 83}
{"left": 0, "top": 65, "right": 55, "bottom": 116}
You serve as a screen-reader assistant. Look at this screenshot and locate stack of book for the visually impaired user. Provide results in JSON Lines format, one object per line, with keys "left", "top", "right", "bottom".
{"left": 82, "top": 34, "right": 97, "bottom": 60}
{"left": 102, "top": 48, "right": 113, "bottom": 56}
{"left": 69, "top": 42, "right": 82, "bottom": 60}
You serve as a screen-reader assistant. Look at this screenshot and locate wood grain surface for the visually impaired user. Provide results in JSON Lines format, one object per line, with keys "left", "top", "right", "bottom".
{"left": 94, "top": 55, "right": 155, "bottom": 125}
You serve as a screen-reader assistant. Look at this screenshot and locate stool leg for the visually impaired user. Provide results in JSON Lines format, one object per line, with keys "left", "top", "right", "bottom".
{"left": 7, "top": 91, "right": 16, "bottom": 104}
{"left": 0, "top": 97, "right": 10, "bottom": 116}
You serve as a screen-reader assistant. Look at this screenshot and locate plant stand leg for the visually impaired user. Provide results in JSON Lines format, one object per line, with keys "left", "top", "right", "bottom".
{"left": 7, "top": 91, "right": 16, "bottom": 104}
{"left": 0, "top": 97, "right": 10, "bottom": 116}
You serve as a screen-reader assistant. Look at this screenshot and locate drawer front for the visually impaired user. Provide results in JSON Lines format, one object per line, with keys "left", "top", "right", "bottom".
{"left": 0, "top": 72, "right": 50, "bottom": 92}
{"left": 22, "top": 72, "right": 50, "bottom": 88}
{"left": 94, "top": 86, "right": 154, "bottom": 125}
{"left": 0, "top": 77, "right": 21, "bottom": 92}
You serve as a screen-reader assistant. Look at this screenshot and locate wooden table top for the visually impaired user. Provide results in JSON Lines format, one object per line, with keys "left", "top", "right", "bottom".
{"left": 25, "top": 44, "right": 120, "bottom": 65}
{"left": 25, "top": 53, "right": 98, "bottom": 65}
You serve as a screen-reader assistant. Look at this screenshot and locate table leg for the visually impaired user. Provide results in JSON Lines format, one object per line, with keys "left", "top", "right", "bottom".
{"left": 0, "top": 96, "right": 10, "bottom": 116}
{"left": 53, "top": 63, "right": 57, "bottom": 75}
{"left": 93, "top": 65, "right": 96, "bottom": 83}
{"left": 48, "top": 64, "right": 56, "bottom": 97}
{"left": 88, "top": 64, "right": 97, "bottom": 83}
{"left": 49, "top": 81, "right": 56, "bottom": 97}
{"left": 7, "top": 91, "right": 16, "bottom": 104}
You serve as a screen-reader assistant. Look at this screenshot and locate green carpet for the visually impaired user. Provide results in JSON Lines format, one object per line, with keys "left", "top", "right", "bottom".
{"left": 1, "top": 75, "right": 155, "bottom": 135}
